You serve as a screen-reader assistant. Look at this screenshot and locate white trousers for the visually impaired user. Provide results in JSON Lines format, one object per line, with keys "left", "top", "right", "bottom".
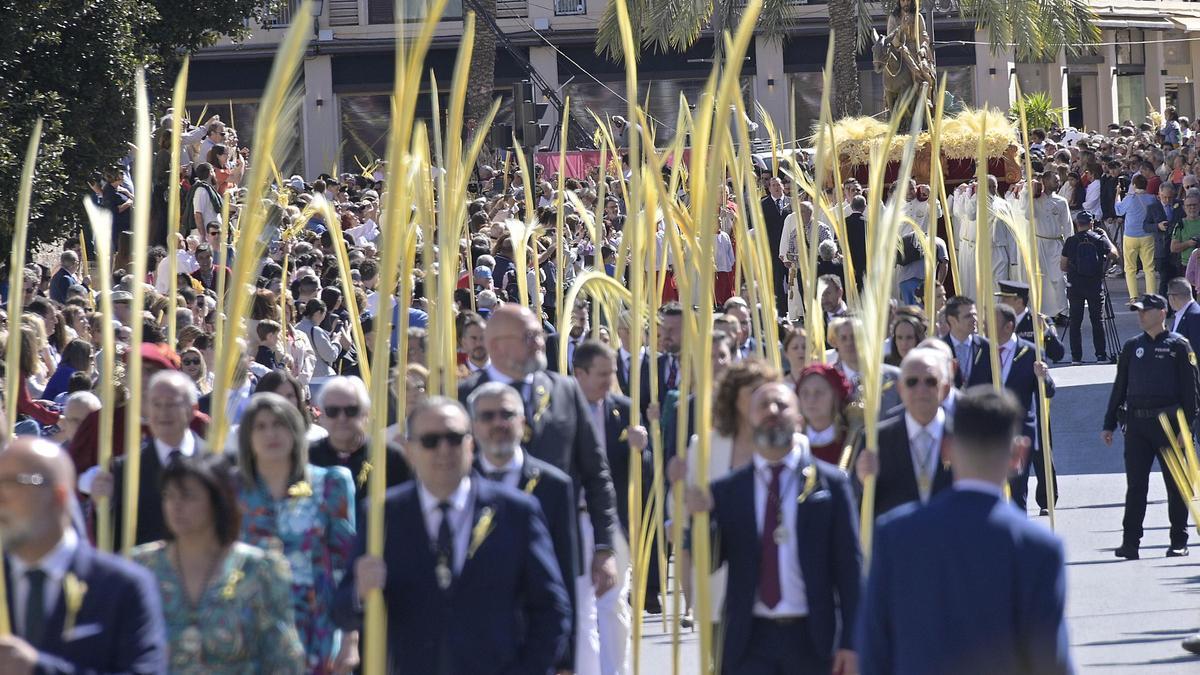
{"left": 574, "top": 514, "right": 632, "bottom": 675}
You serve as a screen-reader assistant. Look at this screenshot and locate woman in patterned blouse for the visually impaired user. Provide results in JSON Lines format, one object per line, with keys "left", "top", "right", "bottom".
{"left": 133, "top": 453, "right": 305, "bottom": 673}
{"left": 235, "top": 393, "right": 358, "bottom": 674}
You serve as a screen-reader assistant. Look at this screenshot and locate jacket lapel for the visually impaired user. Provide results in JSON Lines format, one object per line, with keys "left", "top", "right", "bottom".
{"left": 457, "top": 482, "right": 498, "bottom": 589}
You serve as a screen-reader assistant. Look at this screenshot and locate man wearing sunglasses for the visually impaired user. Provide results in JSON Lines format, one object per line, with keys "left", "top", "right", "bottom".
{"left": 468, "top": 382, "right": 579, "bottom": 674}
{"left": 309, "top": 376, "right": 411, "bottom": 503}
{"left": 337, "top": 397, "right": 570, "bottom": 674}
{"left": 856, "top": 347, "right": 955, "bottom": 518}
{"left": 459, "top": 305, "right": 621, "bottom": 607}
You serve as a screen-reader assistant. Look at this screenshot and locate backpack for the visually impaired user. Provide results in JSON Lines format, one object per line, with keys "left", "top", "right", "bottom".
{"left": 1072, "top": 230, "right": 1106, "bottom": 278}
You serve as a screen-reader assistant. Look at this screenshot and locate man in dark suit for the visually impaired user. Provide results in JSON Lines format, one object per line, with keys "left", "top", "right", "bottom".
{"left": 1167, "top": 276, "right": 1200, "bottom": 353}
{"left": 335, "top": 397, "right": 571, "bottom": 674}
{"left": 996, "top": 280, "right": 1066, "bottom": 363}
{"left": 467, "top": 382, "right": 579, "bottom": 673}
{"left": 1149, "top": 182, "right": 1184, "bottom": 295}
{"left": 942, "top": 295, "right": 993, "bottom": 388}
{"left": 844, "top": 195, "right": 869, "bottom": 292}
{"left": 0, "top": 437, "right": 167, "bottom": 673}
{"left": 856, "top": 347, "right": 955, "bottom": 518}
{"left": 760, "top": 176, "right": 792, "bottom": 316}
{"left": 991, "top": 303, "right": 1058, "bottom": 513}
{"left": 687, "top": 381, "right": 860, "bottom": 675}
{"left": 830, "top": 317, "right": 901, "bottom": 413}
{"left": 91, "top": 369, "right": 209, "bottom": 548}
{"left": 458, "top": 304, "right": 621, "bottom": 603}
{"left": 309, "top": 375, "right": 411, "bottom": 502}
{"left": 638, "top": 303, "right": 684, "bottom": 419}
{"left": 857, "top": 387, "right": 1073, "bottom": 675}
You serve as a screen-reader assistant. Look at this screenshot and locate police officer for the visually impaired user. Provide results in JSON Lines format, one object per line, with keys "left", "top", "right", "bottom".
{"left": 996, "top": 280, "right": 1066, "bottom": 362}
{"left": 1102, "top": 293, "right": 1199, "bottom": 559}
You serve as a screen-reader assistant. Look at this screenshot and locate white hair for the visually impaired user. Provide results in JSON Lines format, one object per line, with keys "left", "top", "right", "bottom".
{"left": 148, "top": 369, "right": 200, "bottom": 406}
{"left": 316, "top": 375, "right": 370, "bottom": 410}
{"left": 466, "top": 381, "right": 525, "bottom": 418}
{"left": 64, "top": 391, "right": 102, "bottom": 412}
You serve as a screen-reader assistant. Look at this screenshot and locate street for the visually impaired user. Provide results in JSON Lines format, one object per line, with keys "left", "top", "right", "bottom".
{"left": 640, "top": 279, "right": 1200, "bottom": 672}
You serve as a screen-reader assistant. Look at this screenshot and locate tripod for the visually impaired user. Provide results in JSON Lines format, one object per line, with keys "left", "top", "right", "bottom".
{"left": 1100, "top": 276, "right": 1121, "bottom": 363}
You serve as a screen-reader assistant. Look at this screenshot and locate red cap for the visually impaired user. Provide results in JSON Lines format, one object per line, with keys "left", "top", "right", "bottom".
{"left": 797, "top": 363, "right": 853, "bottom": 406}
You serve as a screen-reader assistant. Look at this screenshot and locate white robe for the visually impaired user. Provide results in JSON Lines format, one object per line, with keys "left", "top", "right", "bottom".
{"left": 1031, "top": 194, "right": 1072, "bottom": 316}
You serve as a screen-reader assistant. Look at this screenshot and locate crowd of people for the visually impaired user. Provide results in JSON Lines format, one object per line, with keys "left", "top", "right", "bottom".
{"left": 1, "top": 99, "right": 1200, "bottom": 675}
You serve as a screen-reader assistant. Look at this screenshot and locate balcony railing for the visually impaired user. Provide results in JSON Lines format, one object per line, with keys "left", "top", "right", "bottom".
{"left": 554, "top": 0, "right": 586, "bottom": 15}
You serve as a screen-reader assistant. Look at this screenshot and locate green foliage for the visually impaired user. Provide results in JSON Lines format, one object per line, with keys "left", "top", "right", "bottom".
{"left": 1010, "top": 91, "right": 1069, "bottom": 132}
{"left": 0, "top": 0, "right": 277, "bottom": 251}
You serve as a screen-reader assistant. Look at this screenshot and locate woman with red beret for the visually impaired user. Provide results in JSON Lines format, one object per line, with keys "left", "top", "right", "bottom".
{"left": 796, "top": 363, "right": 856, "bottom": 466}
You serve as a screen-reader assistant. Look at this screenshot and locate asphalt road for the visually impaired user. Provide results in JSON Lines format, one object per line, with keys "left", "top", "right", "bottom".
{"left": 639, "top": 277, "right": 1200, "bottom": 673}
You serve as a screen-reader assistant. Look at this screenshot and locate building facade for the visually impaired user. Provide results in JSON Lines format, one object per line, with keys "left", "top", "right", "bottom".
{"left": 190, "top": 0, "right": 1200, "bottom": 176}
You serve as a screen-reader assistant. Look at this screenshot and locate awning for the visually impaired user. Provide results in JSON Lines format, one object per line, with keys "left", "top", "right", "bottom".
{"left": 1095, "top": 18, "right": 1175, "bottom": 31}
{"left": 1170, "top": 16, "right": 1200, "bottom": 33}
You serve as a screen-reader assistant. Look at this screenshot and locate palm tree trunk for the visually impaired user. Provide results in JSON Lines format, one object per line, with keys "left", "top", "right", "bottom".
{"left": 466, "top": 0, "right": 498, "bottom": 154}
{"left": 829, "top": 0, "right": 862, "bottom": 119}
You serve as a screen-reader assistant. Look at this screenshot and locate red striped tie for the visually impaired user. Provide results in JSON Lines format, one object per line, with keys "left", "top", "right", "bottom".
{"left": 758, "top": 464, "right": 784, "bottom": 608}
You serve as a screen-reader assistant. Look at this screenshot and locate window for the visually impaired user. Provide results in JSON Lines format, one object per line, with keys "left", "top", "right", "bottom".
{"left": 1115, "top": 29, "right": 1146, "bottom": 66}
{"left": 554, "top": 0, "right": 585, "bottom": 15}
{"left": 368, "top": 0, "right": 463, "bottom": 24}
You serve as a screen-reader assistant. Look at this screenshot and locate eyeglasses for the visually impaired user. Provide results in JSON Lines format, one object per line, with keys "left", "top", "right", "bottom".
{"left": 182, "top": 358, "right": 202, "bottom": 366}
{"left": 417, "top": 431, "right": 468, "bottom": 449}
{"left": 903, "top": 376, "right": 940, "bottom": 388}
{"left": 324, "top": 405, "right": 361, "bottom": 419}
{"left": 476, "top": 409, "right": 519, "bottom": 423}
{"left": 0, "top": 473, "right": 47, "bottom": 489}
{"left": 497, "top": 330, "right": 543, "bottom": 343}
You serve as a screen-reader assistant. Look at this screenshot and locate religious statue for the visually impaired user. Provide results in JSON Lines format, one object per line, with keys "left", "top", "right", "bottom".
{"left": 872, "top": 0, "right": 937, "bottom": 117}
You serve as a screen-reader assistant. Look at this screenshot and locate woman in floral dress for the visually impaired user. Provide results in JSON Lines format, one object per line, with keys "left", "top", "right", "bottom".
{"left": 133, "top": 453, "right": 305, "bottom": 673}
{"left": 236, "top": 393, "right": 358, "bottom": 674}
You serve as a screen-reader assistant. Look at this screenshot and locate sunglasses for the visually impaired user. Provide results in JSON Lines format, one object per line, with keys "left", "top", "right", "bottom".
{"left": 182, "top": 358, "right": 202, "bottom": 366}
{"left": 904, "top": 376, "right": 940, "bottom": 388}
{"left": 476, "top": 409, "right": 519, "bottom": 423}
{"left": 417, "top": 431, "right": 467, "bottom": 449}
{"left": 324, "top": 405, "right": 361, "bottom": 419}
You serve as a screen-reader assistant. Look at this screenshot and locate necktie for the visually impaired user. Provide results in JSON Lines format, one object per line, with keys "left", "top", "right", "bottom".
{"left": 999, "top": 344, "right": 1010, "bottom": 378}
{"left": 436, "top": 502, "right": 454, "bottom": 583}
{"left": 24, "top": 569, "right": 46, "bottom": 644}
{"left": 485, "top": 470, "right": 507, "bottom": 483}
{"left": 913, "top": 430, "right": 935, "bottom": 501}
{"left": 777, "top": 198, "right": 784, "bottom": 213}
{"left": 167, "top": 448, "right": 183, "bottom": 465}
{"left": 758, "top": 465, "right": 785, "bottom": 609}
{"left": 666, "top": 355, "right": 678, "bottom": 390}
{"left": 957, "top": 341, "right": 972, "bottom": 382}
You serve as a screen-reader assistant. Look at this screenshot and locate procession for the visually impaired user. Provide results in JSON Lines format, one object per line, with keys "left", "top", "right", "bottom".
{"left": 3, "top": 0, "right": 1200, "bottom": 673}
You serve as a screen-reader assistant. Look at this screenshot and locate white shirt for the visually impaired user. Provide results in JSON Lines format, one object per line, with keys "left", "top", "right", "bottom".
{"left": 345, "top": 219, "right": 380, "bottom": 246}
{"left": 417, "top": 477, "right": 474, "bottom": 574}
{"left": 467, "top": 358, "right": 490, "bottom": 373}
{"left": 154, "top": 249, "right": 199, "bottom": 294}
{"left": 805, "top": 425, "right": 837, "bottom": 446}
{"left": 904, "top": 409, "right": 946, "bottom": 502}
{"left": 998, "top": 334, "right": 1019, "bottom": 383}
{"left": 10, "top": 528, "right": 79, "bottom": 637}
{"left": 479, "top": 446, "right": 525, "bottom": 491}
{"left": 751, "top": 442, "right": 809, "bottom": 618}
{"left": 154, "top": 432, "right": 197, "bottom": 467}
{"left": 1083, "top": 179, "right": 1102, "bottom": 219}
{"left": 1174, "top": 301, "right": 1195, "bottom": 333}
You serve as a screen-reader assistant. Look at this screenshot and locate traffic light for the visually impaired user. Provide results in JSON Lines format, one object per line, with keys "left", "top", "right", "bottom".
{"left": 512, "top": 80, "right": 551, "bottom": 150}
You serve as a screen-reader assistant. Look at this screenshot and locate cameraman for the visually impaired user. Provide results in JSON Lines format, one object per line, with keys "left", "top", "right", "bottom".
{"left": 1061, "top": 211, "right": 1118, "bottom": 364}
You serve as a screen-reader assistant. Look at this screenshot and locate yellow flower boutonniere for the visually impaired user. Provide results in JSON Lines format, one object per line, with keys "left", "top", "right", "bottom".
{"left": 796, "top": 465, "right": 819, "bottom": 504}
{"left": 287, "top": 481, "right": 313, "bottom": 498}
{"left": 357, "top": 461, "right": 372, "bottom": 489}
{"left": 220, "top": 568, "right": 244, "bottom": 600}
{"left": 523, "top": 468, "right": 541, "bottom": 495}
{"left": 62, "top": 573, "right": 88, "bottom": 640}
{"left": 618, "top": 428, "right": 628, "bottom": 442}
{"left": 468, "top": 506, "right": 497, "bottom": 559}
{"left": 533, "top": 385, "right": 550, "bottom": 423}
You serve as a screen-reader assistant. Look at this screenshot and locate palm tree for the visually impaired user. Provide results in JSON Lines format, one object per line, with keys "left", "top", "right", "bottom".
{"left": 465, "top": 0, "right": 499, "bottom": 149}
{"left": 594, "top": 0, "right": 795, "bottom": 64}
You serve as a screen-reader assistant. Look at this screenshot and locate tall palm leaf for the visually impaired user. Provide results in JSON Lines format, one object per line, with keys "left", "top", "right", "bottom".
{"left": 595, "top": 0, "right": 794, "bottom": 62}
{"left": 960, "top": 0, "right": 1099, "bottom": 61}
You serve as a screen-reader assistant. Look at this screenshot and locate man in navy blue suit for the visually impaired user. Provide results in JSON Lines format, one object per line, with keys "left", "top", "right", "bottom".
{"left": 687, "top": 382, "right": 861, "bottom": 675}
{"left": 335, "top": 396, "right": 570, "bottom": 674}
{"left": 857, "top": 386, "right": 1073, "bottom": 675}
{"left": 466, "top": 382, "right": 579, "bottom": 673}
{"left": 991, "top": 303, "right": 1058, "bottom": 513}
{"left": 1167, "top": 277, "right": 1200, "bottom": 353}
{"left": 0, "top": 438, "right": 166, "bottom": 674}
{"left": 942, "top": 295, "right": 993, "bottom": 388}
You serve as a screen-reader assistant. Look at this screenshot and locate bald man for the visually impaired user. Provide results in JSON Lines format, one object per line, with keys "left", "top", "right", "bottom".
{"left": 0, "top": 438, "right": 166, "bottom": 673}
{"left": 458, "top": 304, "right": 621, "bottom": 603}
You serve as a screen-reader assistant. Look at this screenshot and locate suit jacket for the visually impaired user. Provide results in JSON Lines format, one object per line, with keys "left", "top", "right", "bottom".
{"left": 710, "top": 458, "right": 861, "bottom": 670}
{"left": 5, "top": 542, "right": 167, "bottom": 674}
{"left": 1015, "top": 311, "right": 1066, "bottom": 363}
{"left": 459, "top": 369, "right": 618, "bottom": 550}
{"left": 860, "top": 414, "right": 953, "bottom": 519}
{"left": 857, "top": 488, "right": 1072, "bottom": 675}
{"left": 333, "top": 480, "right": 571, "bottom": 674}
{"left": 308, "top": 437, "right": 412, "bottom": 502}
{"left": 1000, "top": 338, "right": 1057, "bottom": 447}
{"left": 837, "top": 361, "right": 901, "bottom": 414}
{"left": 1147, "top": 197, "right": 1184, "bottom": 259}
{"left": 844, "top": 211, "right": 868, "bottom": 287}
{"left": 1173, "top": 302, "right": 1200, "bottom": 357}
{"left": 473, "top": 455, "right": 578, "bottom": 671}
{"left": 943, "top": 334, "right": 994, "bottom": 388}
{"left": 638, "top": 352, "right": 681, "bottom": 420}
{"left": 759, "top": 195, "right": 791, "bottom": 258}
{"left": 110, "top": 433, "right": 209, "bottom": 548}
{"left": 599, "top": 393, "right": 652, "bottom": 536}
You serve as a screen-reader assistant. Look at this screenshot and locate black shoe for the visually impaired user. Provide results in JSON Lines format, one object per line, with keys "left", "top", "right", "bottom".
{"left": 1096, "top": 353, "right": 1108, "bottom": 362}
{"left": 644, "top": 594, "right": 662, "bottom": 614}
{"left": 1114, "top": 544, "right": 1140, "bottom": 560}
{"left": 1039, "top": 508, "right": 1049, "bottom": 517}
{"left": 1183, "top": 633, "right": 1200, "bottom": 655}
{"left": 1071, "top": 360, "right": 1083, "bottom": 366}
{"left": 1167, "top": 546, "right": 1190, "bottom": 558}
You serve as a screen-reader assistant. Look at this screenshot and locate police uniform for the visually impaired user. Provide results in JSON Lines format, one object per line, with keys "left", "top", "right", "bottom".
{"left": 1103, "top": 294, "right": 1200, "bottom": 558}
{"left": 997, "top": 280, "right": 1063, "bottom": 512}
